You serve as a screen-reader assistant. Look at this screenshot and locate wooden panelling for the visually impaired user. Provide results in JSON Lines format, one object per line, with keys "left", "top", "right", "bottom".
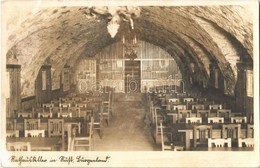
{"left": 6, "top": 64, "right": 21, "bottom": 117}
{"left": 35, "top": 65, "right": 52, "bottom": 106}
{"left": 74, "top": 41, "right": 181, "bottom": 93}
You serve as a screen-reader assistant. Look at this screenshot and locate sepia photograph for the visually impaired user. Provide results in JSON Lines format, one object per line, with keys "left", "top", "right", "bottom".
{"left": 1, "top": 0, "right": 259, "bottom": 167}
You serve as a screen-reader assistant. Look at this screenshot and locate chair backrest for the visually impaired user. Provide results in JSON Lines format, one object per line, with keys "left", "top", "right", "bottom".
{"left": 183, "top": 98, "right": 194, "bottom": 102}
{"left": 231, "top": 116, "right": 247, "bottom": 124}
{"left": 24, "top": 119, "right": 40, "bottom": 130}
{"left": 177, "top": 110, "right": 191, "bottom": 123}
{"left": 173, "top": 105, "right": 186, "bottom": 110}
{"left": 6, "top": 142, "right": 31, "bottom": 151}
{"left": 72, "top": 97, "right": 82, "bottom": 102}
{"left": 222, "top": 124, "right": 241, "bottom": 139}
{"left": 192, "top": 104, "right": 205, "bottom": 110}
{"left": 59, "top": 97, "right": 68, "bottom": 103}
{"left": 196, "top": 98, "right": 207, "bottom": 102}
{"left": 50, "top": 107, "right": 60, "bottom": 118}
{"left": 48, "top": 119, "right": 64, "bottom": 138}
{"left": 42, "top": 103, "right": 54, "bottom": 108}
{"left": 169, "top": 98, "right": 180, "bottom": 103}
{"left": 68, "top": 107, "right": 80, "bottom": 117}
{"left": 67, "top": 123, "right": 77, "bottom": 151}
{"left": 59, "top": 103, "right": 71, "bottom": 108}
{"left": 194, "top": 125, "right": 212, "bottom": 148}
{"left": 208, "top": 117, "right": 224, "bottom": 124}
{"left": 217, "top": 109, "right": 231, "bottom": 118}
{"left": 76, "top": 103, "right": 87, "bottom": 108}
{"left": 177, "top": 93, "right": 187, "bottom": 98}
{"left": 196, "top": 110, "right": 210, "bottom": 117}
{"left": 65, "top": 100, "right": 75, "bottom": 107}
{"left": 88, "top": 117, "right": 94, "bottom": 136}
{"left": 209, "top": 104, "right": 222, "bottom": 110}
{"left": 186, "top": 117, "right": 202, "bottom": 124}
{"left": 238, "top": 138, "right": 254, "bottom": 147}
{"left": 25, "top": 130, "right": 45, "bottom": 137}
{"left": 159, "top": 120, "right": 169, "bottom": 151}
{"left": 51, "top": 100, "right": 60, "bottom": 107}
{"left": 247, "top": 124, "right": 254, "bottom": 138}
{"left": 208, "top": 138, "right": 232, "bottom": 148}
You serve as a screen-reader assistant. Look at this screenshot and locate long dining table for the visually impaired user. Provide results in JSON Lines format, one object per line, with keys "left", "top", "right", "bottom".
{"left": 170, "top": 123, "right": 248, "bottom": 150}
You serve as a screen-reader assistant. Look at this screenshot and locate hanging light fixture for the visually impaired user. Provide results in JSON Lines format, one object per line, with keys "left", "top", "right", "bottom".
{"left": 107, "top": 20, "right": 120, "bottom": 38}
{"left": 122, "top": 31, "right": 139, "bottom": 61}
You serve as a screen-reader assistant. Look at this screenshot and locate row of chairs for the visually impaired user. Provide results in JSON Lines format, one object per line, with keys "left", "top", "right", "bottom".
{"left": 149, "top": 94, "right": 254, "bottom": 150}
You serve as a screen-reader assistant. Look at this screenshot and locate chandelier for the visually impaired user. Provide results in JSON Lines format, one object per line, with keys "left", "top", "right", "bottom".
{"left": 106, "top": 7, "right": 140, "bottom": 38}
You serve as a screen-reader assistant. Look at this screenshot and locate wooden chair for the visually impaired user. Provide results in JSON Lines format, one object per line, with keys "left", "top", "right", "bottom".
{"left": 196, "top": 110, "right": 210, "bottom": 123}
{"left": 149, "top": 101, "right": 154, "bottom": 122}
{"left": 151, "top": 106, "right": 161, "bottom": 124}
{"left": 186, "top": 117, "right": 202, "bottom": 124}
{"left": 76, "top": 103, "right": 87, "bottom": 108}
{"left": 6, "top": 119, "right": 19, "bottom": 137}
{"left": 59, "top": 103, "right": 71, "bottom": 117}
{"left": 6, "top": 142, "right": 31, "bottom": 151}
{"left": 42, "top": 103, "right": 54, "bottom": 109}
{"left": 208, "top": 138, "right": 231, "bottom": 148}
{"left": 72, "top": 117, "right": 94, "bottom": 151}
{"left": 24, "top": 119, "right": 40, "bottom": 130}
{"left": 68, "top": 107, "right": 80, "bottom": 117}
{"left": 208, "top": 117, "right": 224, "bottom": 124}
{"left": 160, "top": 120, "right": 183, "bottom": 151}
{"left": 72, "top": 97, "right": 82, "bottom": 102}
{"left": 36, "top": 107, "right": 53, "bottom": 118}
{"left": 155, "top": 114, "right": 172, "bottom": 144}
{"left": 238, "top": 138, "right": 254, "bottom": 147}
{"left": 101, "top": 100, "right": 111, "bottom": 126}
{"left": 58, "top": 108, "right": 72, "bottom": 118}
{"left": 222, "top": 124, "right": 241, "bottom": 146}
{"left": 183, "top": 98, "right": 194, "bottom": 102}
{"left": 177, "top": 110, "right": 192, "bottom": 123}
{"left": 194, "top": 125, "right": 212, "bottom": 148}
{"left": 93, "top": 106, "right": 103, "bottom": 138}
{"left": 59, "top": 97, "right": 68, "bottom": 103}
{"left": 67, "top": 123, "right": 78, "bottom": 151}
{"left": 169, "top": 98, "right": 180, "bottom": 103}
{"left": 17, "top": 112, "right": 33, "bottom": 118}
{"left": 51, "top": 100, "right": 60, "bottom": 107}
{"left": 25, "top": 130, "right": 45, "bottom": 137}
{"left": 247, "top": 124, "right": 254, "bottom": 138}
{"left": 50, "top": 107, "right": 60, "bottom": 118}
{"left": 59, "top": 103, "right": 71, "bottom": 108}
{"left": 172, "top": 105, "right": 186, "bottom": 111}
{"left": 217, "top": 109, "right": 231, "bottom": 121}
{"left": 238, "top": 124, "right": 254, "bottom": 148}
{"left": 65, "top": 100, "right": 75, "bottom": 107}
{"left": 48, "top": 119, "right": 65, "bottom": 151}
{"left": 196, "top": 98, "right": 207, "bottom": 103}
{"left": 231, "top": 116, "right": 247, "bottom": 124}
{"left": 209, "top": 104, "right": 222, "bottom": 110}
{"left": 191, "top": 104, "right": 205, "bottom": 111}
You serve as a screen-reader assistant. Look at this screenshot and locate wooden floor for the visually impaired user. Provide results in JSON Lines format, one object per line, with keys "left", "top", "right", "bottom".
{"left": 93, "top": 93, "right": 159, "bottom": 151}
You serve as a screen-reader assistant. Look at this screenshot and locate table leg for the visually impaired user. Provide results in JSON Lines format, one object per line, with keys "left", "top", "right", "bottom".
{"left": 185, "top": 132, "right": 191, "bottom": 150}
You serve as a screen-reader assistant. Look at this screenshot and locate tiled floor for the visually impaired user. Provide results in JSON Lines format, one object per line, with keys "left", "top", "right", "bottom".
{"left": 93, "top": 93, "right": 160, "bottom": 151}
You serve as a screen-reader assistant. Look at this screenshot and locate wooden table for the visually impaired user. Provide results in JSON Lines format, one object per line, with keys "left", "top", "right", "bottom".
{"left": 177, "top": 124, "right": 247, "bottom": 150}
{"left": 6, "top": 137, "right": 61, "bottom": 151}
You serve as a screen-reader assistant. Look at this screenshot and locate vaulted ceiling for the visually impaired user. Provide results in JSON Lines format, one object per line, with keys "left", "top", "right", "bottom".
{"left": 4, "top": 4, "right": 253, "bottom": 97}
